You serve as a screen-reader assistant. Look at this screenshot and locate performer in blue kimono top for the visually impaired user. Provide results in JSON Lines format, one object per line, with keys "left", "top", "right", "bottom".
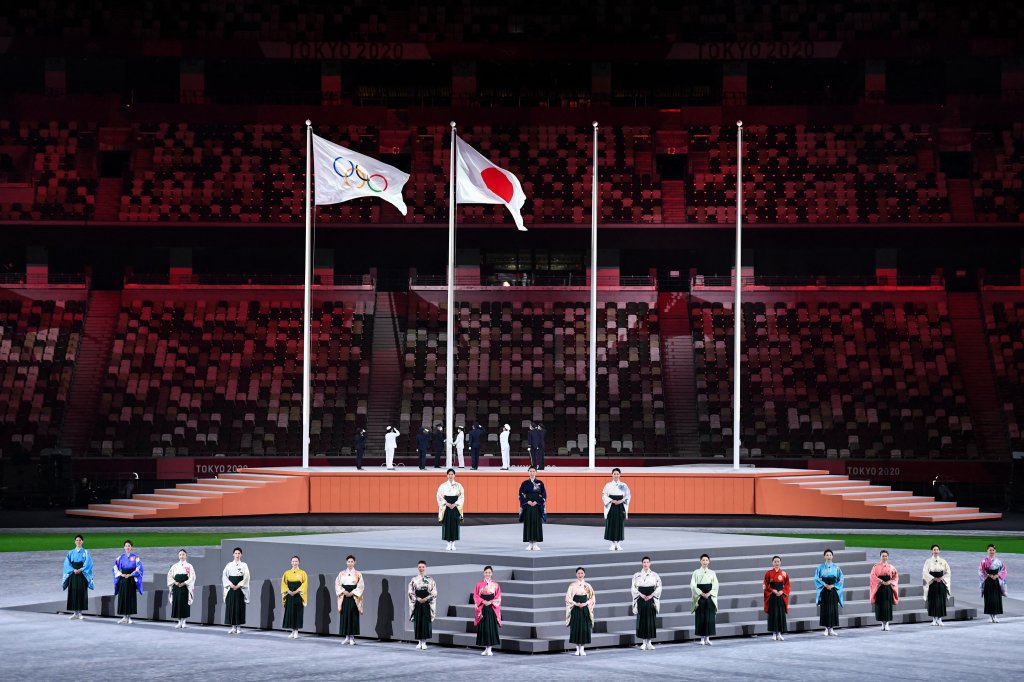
{"left": 62, "top": 534, "right": 94, "bottom": 619}
{"left": 113, "top": 540, "right": 144, "bottom": 624}
{"left": 518, "top": 466, "right": 547, "bottom": 550}
{"left": 814, "top": 549, "right": 844, "bottom": 636}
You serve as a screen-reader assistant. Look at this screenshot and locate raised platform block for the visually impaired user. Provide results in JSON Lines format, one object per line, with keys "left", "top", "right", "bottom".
{"left": 16, "top": 525, "right": 977, "bottom": 654}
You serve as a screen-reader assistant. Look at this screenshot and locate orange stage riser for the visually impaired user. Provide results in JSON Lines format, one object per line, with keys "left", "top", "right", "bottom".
{"left": 248, "top": 467, "right": 807, "bottom": 515}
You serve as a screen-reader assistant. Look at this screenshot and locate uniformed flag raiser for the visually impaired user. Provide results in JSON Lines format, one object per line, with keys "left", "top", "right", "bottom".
{"left": 455, "top": 136, "right": 527, "bottom": 231}
{"left": 312, "top": 133, "right": 409, "bottom": 215}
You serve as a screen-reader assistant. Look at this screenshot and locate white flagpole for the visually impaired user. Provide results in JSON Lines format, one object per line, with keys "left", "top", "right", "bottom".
{"left": 588, "top": 121, "right": 598, "bottom": 469}
{"left": 445, "top": 121, "right": 456, "bottom": 469}
{"left": 302, "top": 119, "right": 313, "bottom": 469}
{"left": 732, "top": 120, "right": 743, "bottom": 471}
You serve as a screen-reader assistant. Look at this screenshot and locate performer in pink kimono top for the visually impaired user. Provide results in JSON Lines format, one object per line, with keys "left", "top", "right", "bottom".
{"left": 869, "top": 550, "right": 899, "bottom": 631}
{"left": 473, "top": 566, "right": 502, "bottom": 656}
{"left": 979, "top": 544, "right": 1007, "bottom": 623}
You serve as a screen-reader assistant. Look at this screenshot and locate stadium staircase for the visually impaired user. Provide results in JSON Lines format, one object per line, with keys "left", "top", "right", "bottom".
{"left": 59, "top": 290, "right": 121, "bottom": 455}
{"left": 364, "top": 291, "right": 405, "bottom": 455}
{"left": 947, "top": 293, "right": 1011, "bottom": 460}
{"left": 659, "top": 292, "right": 699, "bottom": 456}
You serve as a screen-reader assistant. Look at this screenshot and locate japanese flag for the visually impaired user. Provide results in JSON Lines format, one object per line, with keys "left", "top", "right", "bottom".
{"left": 455, "top": 136, "right": 527, "bottom": 231}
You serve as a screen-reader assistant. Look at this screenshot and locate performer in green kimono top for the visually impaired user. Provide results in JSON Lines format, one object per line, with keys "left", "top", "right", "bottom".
{"left": 690, "top": 554, "right": 719, "bottom": 646}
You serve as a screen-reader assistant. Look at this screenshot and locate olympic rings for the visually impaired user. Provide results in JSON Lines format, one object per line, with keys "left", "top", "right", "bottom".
{"left": 332, "top": 156, "right": 388, "bottom": 192}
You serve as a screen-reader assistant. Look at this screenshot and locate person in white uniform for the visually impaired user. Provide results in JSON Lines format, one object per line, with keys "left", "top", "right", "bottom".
{"left": 384, "top": 426, "right": 400, "bottom": 470}
{"left": 499, "top": 424, "right": 511, "bottom": 470}
{"left": 454, "top": 425, "right": 466, "bottom": 468}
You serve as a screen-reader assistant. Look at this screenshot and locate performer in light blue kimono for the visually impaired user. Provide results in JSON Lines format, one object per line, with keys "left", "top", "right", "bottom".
{"left": 62, "top": 534, "right": 94, "bottom": 619}
{"left": 814, "top": 549, "right": 844, "bottom": 636}
{"left": 518, "top": 466, "right": 547, "bottom": 550}
{"left": 113, "top": 539, "right": 144, "bottom": 624}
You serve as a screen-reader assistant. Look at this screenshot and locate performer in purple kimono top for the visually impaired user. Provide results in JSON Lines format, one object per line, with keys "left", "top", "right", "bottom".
{"left": 113, "top": 540, "right": 144, "bottom": 623}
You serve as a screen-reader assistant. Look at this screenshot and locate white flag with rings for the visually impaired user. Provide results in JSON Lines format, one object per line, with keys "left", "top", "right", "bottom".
{"left": 312, "top": 133, "right": 409, "bottom": 215}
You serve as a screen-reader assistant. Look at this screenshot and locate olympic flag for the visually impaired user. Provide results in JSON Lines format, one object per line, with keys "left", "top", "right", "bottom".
{"left": 311, "top": 133, "right": 410, "bottom": 215}
{"left": 455, "top": 136, "right": 527, "bottom": 231}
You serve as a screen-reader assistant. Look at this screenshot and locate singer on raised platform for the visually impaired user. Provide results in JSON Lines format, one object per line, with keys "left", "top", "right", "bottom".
{"left": 437, "top": 469, "right": 465, "bottom": 550}
{"left": 519, "top": 466, "right": 547, "bottom": 550}
{"left": 602, "top": 468, "right": 630, "bottom": 550}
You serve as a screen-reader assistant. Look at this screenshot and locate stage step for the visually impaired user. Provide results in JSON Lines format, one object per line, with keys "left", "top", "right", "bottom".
{"left": 66, "top": 470, "right": 310, "bottom": 519}
{"left": 757, "top": 473, "right": 1001, "bottom": 522}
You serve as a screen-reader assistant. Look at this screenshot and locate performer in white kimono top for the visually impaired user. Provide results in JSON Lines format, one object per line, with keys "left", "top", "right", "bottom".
{"left": 167, "top": 549, "right": 196, "bottom": 629}
{"left": 602, "top": 468, "right": 631, "bottom": 550}
{"left": 922, "top": 544, "right": 952, "bottom": 626}
{"left": 499, "top": 424, "right": 511, "bottom": 470}
{"left": 454, "top": 425, "right": 466, "bottom": 468}
{"left": 222, "top": 548, "right": 251, "bottom": 634}
{"left": 437, "top": 469, "right": 466, "bottom": 550}
{"left": 408, "top": 561, "right": 438, "bottom": 650}
{"left": 335, "top": 555, "right": 365, "bottom": 645}
{"left": 384, "top": 426, "right": 400, "bottom": 470}
{"left": 631, "top": 557, "right": 662, "bottom": 650}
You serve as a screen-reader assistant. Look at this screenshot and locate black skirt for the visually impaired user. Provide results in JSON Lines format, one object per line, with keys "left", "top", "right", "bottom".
{"left": 170, "top": 573, "right": 191, "bottom": 619}
{"left": 441, "top": 495, "right": 461, "bottom": 542}
{"left": 635, "top": 585, "right": 657, "bottom": 639}
{"left": 568, "top": 594, "right": 592, "bottom": 645}
{"left": 225, "top": 575, "right": 246, "bottom": 626}
{"left": 983, "top": 570, "right": 1003, "bottom": 616}
{"left": 475, "top": 595, "right": 500, "bottom": 647}
{"left": 818, "top": 583, "right": 840, "bottom": 628}
{"left": 116, "top": 575, "right": 137, "bottom": 616}
{"left": 874, "top": 578, "right": 893, "bottom": 622}
{"left": 66, "top": 561, "right": 88, "bottom": 612}
{"left": 766, "top": 581, "right": 787, "bottom": 633}
{"left": 412, "top": 587, "right": 432, "bottom": 640}
{"left": 339, "top": 584, "right": 360, "bottom": 636}
{"left": 694, "top": 583, "right": 716, "bottom": 637}
{"left": 604, "top": 495, "right": 625, "bottom": 542}
{"left": 282, "top": 580, "right": 304, "bottom": 630}
{"left": 522, "top": 493, "right": 543, "bottom": 542}
{"left": 927, "top": 572, "right": 948, "bottom": 618}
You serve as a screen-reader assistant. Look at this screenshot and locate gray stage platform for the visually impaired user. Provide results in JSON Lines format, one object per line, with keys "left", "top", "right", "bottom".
{"left": 17, "top": 525, "right": 976, "bottom": 653}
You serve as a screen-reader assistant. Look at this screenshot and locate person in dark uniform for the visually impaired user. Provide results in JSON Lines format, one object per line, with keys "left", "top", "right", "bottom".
{"left": 433, "top": 424, "right": 445, "bottom": 468}
{"left": 416, "top": 426, "right": 431, "bottom": 470}
{"left": 533, "top": 422, "right": 546, "bottom": 470}
{"left": 469, "top": 423, "right": 484, "bottom": 470}
{"left": 353, "top": 428, "right": 367, "bottom": 470}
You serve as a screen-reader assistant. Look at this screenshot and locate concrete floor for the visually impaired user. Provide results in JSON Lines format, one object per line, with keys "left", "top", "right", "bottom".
{"left": 1, "top": 606, "right": 1020, "bottom": 681}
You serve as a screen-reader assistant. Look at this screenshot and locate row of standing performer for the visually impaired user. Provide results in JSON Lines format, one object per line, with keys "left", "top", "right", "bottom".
{"left": 63, "top": 539, "right": 1008, "bottom": 653}
{"left": 357, "top": 422, "right": 548, "bottom": 471}
{"left": 437, "top": 467, "right": 630, "bottom": 551}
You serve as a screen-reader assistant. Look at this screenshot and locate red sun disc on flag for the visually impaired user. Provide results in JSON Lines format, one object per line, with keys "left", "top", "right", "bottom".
{"left": 481, "top": 167, "right": 514, "bottom": 204}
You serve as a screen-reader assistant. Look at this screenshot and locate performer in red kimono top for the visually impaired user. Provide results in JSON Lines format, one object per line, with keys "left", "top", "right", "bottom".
{"left": 869, "top": 550, "right": 899, "bottom": 631}
{"left": 763, "top": 555, "right": 791, "bottom": 641}
{"left": 473, "top": 566, "right": 502, "bottom": 656}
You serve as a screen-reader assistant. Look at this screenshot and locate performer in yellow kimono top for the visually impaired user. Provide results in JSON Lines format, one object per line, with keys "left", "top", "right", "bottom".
{"left": 437, "top": 469, "right": 465, "bottom": 551}
{"left": 922, "top": 544, "right": 952, "bottom": 626}
{"left": 335, "top": 555, "right": 365, "bottom": 645}
{"left": 280, "top": 556, "right": 309, "bottom": 639}
{"left": 690, "top": 554, "right": 720, "bottom": 646}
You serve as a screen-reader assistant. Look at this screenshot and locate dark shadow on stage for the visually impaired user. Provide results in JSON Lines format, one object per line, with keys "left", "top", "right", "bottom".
{"left": 375, "top": 578, "right": 394, "bottom": 640}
